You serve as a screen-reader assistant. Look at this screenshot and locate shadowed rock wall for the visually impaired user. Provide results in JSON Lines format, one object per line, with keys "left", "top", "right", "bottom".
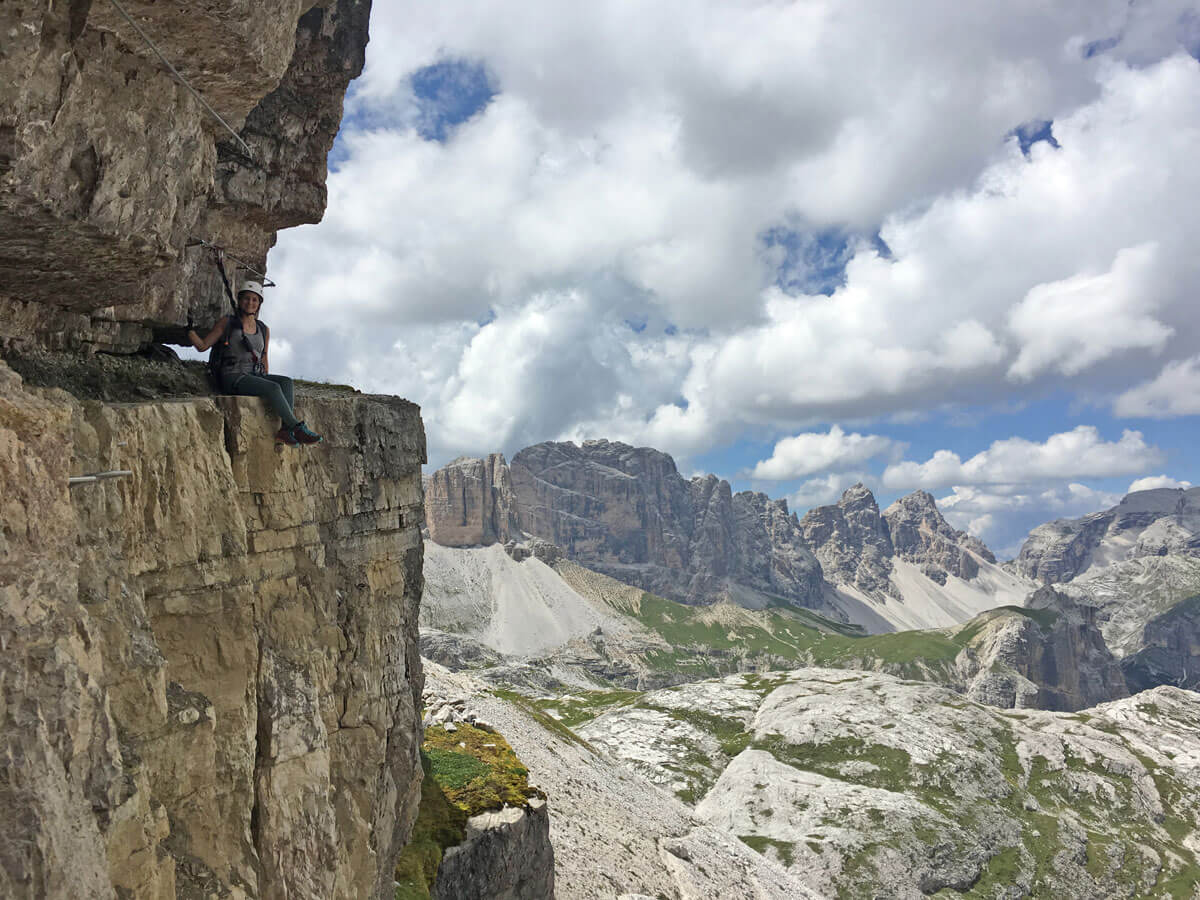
{"left": 1122, "top": 595, "right": 1200, "bottom": 693}
{"left": 432, "top": 799, "right": 555, "bottom": 900}
{"left": 0, "top": 0, "right": 370, "bottom": 352}
{"left": 957, "top": 588, "right": 1129, "bottom": 711}
{"left": 0, "top": 362, "right": 427, "bottom": 899}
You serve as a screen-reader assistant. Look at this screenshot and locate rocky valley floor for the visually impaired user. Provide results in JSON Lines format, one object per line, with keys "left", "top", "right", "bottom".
{"left": 419, "top": 531, "right": 1200, "bottom": 899}
{"left": 426, "top": 661, "right": 1200, "bottom": 899}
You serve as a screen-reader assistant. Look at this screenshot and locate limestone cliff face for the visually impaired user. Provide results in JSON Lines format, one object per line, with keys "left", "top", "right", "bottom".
{"left": 424, "top": 454, "right": 521, "bottom": 547}
{"left": 1015, "top": 487, "right": 1200, "bottom": 584}
{"left": 0, "top": 0, "right": 370, "bottom": 352}
{"left": 883, "top": 489, "right": 996, "bottom": 583}
{"left": 800, "top": 484, "right": 997, "bottom": 598}
{"left": 445, "top": 440, "right": 829, "bottom": 609}
{"left": 799, "top": 483, "right": 895, "bottom": 599}
{"left": 432, "top": 799, "right": 555, "bottom": 900}
{"left": 955, "top": 588, "right": 1128, "bottom": 711}
{"left": 1122, "top": 595, "right": 1200, "bottom": 693}
{"left": 0, "top": 362, "right": 427, "bottom": 899}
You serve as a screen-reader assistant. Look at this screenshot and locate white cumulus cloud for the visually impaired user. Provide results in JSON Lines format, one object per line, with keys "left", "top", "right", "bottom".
{"left": 632, "top": 55, "right": 1200, "bottom": 443}
{"left": 882, "top": 426, "right": 1164, "bottom": 491}
{"left": 1006, "top": 242, "right": 1173, "bottom": 380}
{"left": 265, "top": 3, "right": 1200, "bottom": 468}
{"left": 1114, "top": 355, "right": 1200, "bottom": 418}
{"left": 751, "top": 426, "right": 897, "bottom": 480}
{"left": 1128, "top": 475, "right": 1193, "bottom": 492}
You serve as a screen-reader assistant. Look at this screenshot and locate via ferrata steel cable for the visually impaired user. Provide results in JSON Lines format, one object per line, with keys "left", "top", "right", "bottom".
{"left": 105, "top": 0, "right": 256, "bottom": 161}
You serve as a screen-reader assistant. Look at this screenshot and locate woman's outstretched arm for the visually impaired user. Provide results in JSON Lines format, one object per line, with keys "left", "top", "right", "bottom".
{"left": 188, "top": 316, "right": 228, "bottom": 352}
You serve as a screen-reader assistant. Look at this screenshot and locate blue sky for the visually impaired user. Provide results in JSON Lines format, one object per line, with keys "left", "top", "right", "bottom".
{"left": 270, "top": 1, "right": 1200, "bottom": 557}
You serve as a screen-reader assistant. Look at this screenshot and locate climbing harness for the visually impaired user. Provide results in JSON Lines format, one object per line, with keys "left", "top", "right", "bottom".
{"left": 207, "top": 312, "right": 270, "bottom": 388}
{"left": 184, "top": 238, "right": 273, "bottom": 388}
{"left": 105, "top": 0, "right": 256, "bottom": 160}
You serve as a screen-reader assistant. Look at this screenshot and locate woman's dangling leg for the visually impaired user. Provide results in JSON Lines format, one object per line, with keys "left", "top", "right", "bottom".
{"left": 226, "top": 374, "right": 300, "bottom": 428}
{"left": 265, "top": 374, "right": 294, "bottom": 410}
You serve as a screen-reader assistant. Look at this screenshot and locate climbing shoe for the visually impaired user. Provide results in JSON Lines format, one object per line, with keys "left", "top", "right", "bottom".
{"left": 275, "top": 426, "right": 299, "bottom": 446}
{"left": 292, "top": 421, "right": 323, "bottom": 445}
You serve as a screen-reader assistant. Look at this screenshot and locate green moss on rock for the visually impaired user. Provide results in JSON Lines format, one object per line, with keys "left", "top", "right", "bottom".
{"left": 394, "top": 724, "right": 543, "bottom": 898}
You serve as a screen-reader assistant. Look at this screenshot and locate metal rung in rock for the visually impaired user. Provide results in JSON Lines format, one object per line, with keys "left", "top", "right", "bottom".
{"left": 69, "top": 470, "right": 134, "bottom": 486}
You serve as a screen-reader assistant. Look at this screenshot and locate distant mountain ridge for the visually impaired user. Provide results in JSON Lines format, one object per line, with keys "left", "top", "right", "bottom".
{"left": 1012, "top": 486, "right": 1200, "bottom": 692}
{"left": 799, "top": 483, "right": 999, "bottom": 595}
{"left": 1016, "top": 486, "right": 1200, "bottom": 584}
{"left": 424, "top": 439, "right": 1025, "bottom": 631}
{"left": 427, "top": 439, "right": 829, "bottom": 612}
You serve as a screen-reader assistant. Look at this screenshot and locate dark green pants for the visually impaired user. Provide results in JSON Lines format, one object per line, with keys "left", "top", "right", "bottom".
{"left": 224, "top": 373, "right": 300, "bottom": 428}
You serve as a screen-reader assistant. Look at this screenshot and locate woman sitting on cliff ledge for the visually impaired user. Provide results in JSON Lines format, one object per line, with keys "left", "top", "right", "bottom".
{"left": 186, "top": 281, "right": 323, "bottom": 446}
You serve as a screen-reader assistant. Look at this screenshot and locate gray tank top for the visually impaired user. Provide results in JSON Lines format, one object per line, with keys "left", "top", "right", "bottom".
{"left": 221, "top": 318, "right": 266, "bottom": 376}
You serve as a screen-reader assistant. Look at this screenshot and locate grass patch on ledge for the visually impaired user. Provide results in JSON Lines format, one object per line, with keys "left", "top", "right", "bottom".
{"left": 953, "top": 606, "right": 1059, "bottom": 648}
{"left": 394, "top": 723, "right": 542, "bottom": 899}
{"left": 423, "top": 722, "right": 541, "bottom": 813}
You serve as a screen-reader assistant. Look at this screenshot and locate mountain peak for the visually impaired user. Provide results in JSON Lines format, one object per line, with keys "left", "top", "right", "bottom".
{"left": 895, "top": 488, "right": 939, "bottom": 510}
{"left": 1016, "top": 485, "right": 1200, "bottom": 584}
{"left": 884, "top": 490, "right": 996, "bottom": 578}
{"left": 838, "top": 482, "right": 878, "bottom": 510}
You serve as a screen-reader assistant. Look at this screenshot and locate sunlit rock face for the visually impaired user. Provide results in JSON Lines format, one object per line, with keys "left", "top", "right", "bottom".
{"left": 883, "top": 489, "right": 996, "bottom": 582}
{"left": 799, "top": 483, "right": 1001, "bottom": 594}
{"left": 799, "top": 483, "right": 896, "bottom": 599}
{"left": 0, "top": 363, "right": 427, "bottom": 899}
{"left": 1012, "top": 488, "right": 1200, "bottom": 676}
{"left": 424, "top": 453, "right": 1043, "bottom": 630}
{"left": 956, "top": 587, "right": 1129, "bottom": 711}
{"left": 424, "top": 453, "right": 521, "bottom": 547}
{"left": 424, "top": 441, "right": 828, "bottom": 611}
{"left": 510, "top": 439, "right": 828, "bottom": 610}
{"left": 578, "top": 668, "right": 1200, "bottom": 900}
{"left": 0, "top": 0, "right": 369, "bottom": 352}
{"left": 1016, "top": 487, "right": 1200, "bottom": 585}
{"left": 795, "top": 484, "right": 1031, "bottom": 632}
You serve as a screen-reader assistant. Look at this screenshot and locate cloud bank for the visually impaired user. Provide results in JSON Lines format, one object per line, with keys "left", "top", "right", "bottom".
{"left": 881, "top": 426, "right": 1164, "bottom": 491}
{"left": 752, "top": 426, "right": 897, "bottom": 480}
{"left": 264, "top": 1, "right": 1200, "bottom": 547}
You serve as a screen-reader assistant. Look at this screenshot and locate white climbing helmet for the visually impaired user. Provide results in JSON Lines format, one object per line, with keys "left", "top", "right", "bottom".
{"left": 239, "top": 280, "right": 264, "bottom": 300}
